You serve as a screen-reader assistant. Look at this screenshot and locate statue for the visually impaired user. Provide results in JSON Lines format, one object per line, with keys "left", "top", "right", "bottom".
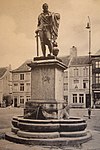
{"left": 35, "top": 3, "right": 60, "bottom": 57}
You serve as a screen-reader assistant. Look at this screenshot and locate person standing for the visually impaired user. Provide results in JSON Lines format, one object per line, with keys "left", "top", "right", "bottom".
{"left": 88, "top": 106, "right": 91, "bottom": 119}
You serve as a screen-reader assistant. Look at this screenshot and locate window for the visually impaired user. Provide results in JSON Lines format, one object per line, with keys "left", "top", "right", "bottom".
{"left": 20, "top": 74, "right": 24, "bottom": 80}
{"left": 74, "top": 80, "right": 79, "bottom": 84}
{"left": 74, "top": 68, "right": 78, "bottom": 76}
{"left": 26, "top": 72, "right": 31, "bottom": 80}
{"left": 83, "top": 82, "right": 86, "bottom": 88}
{"left": 13, "top": 74, "right": 18, "bottom": 80}
{"left": 26, "top": 83, "right": 30, "bottom": 91}
{"left": 20, "top": 96, "right": 24, "bottom": 104}
{"left": 79, "top": 94, "right": 84, "bottom": 103}
{"left": 83, "top": 80, "right": 88, "bottom": 88}
{"left": 26, "top": 96, "right": 31, "bottom": 101}
{"left": 73, "top": 94, "right": 77, "bottom": 103}
{"left": 13, "top": 83, "right": 18, "bottom": 91}
{"left": 64, "top": 83, "right": 68, "bottom": 91}
{"left": 64, "top": 96, "right": 68, "bottom": 101}
{"left": 96, "top": 61, "right": 100, "bottom": 68}
{"left": 96, "top": 73, "right": 100, "bottom": 84}
{"left": 20, "top": 83, "right": 24, "bottom": 91}
{"left": 64, "top": 71, "right": 68, "bottom": 79}
{"left": 83, "top": 67, "right": 88, "bottom": 76}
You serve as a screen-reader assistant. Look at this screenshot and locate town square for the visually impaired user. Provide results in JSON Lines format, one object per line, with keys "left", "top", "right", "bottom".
{"left": 0, "top": 0, "right": 100, "bottom": 149}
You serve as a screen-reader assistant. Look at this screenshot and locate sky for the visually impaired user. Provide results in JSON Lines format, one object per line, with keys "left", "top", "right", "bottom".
{"left": 0, "top": 0, "right": 100, "bottom": 69}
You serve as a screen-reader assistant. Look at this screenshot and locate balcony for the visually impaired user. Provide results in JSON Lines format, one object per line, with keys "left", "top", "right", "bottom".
{"left": 93, "top": 68, "right": 100, "bottom": 73}
{"left": 92, "top": 84, "right": 100, "bottom": 89}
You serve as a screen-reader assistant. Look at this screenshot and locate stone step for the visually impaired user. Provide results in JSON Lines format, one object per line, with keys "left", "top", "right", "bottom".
{"left": 5, "top": 131, "right": 92, "bottom": 146}
{"left": 17, "top": 130, "right": 60, "bottom": 139}
{"left": 17, "top": 130, "right": 88, "bottom": 139}
{"left": 17, "top": 122, "right": 86, "bottom": 132}
{"left": 11, "top": 127, "right": 88, "bottom": 138}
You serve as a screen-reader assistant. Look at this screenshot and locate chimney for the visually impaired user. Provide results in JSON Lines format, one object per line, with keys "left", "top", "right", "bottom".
{"left": 8, "top": 64, "right": 12, "bottom": 71}
{"left": 70, "top": 46, "right": 77, "bottom": 59}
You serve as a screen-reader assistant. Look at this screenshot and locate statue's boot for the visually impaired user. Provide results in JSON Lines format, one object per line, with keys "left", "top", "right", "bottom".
{"left": 41, "top": 42, "right": 46, "bottom": 57}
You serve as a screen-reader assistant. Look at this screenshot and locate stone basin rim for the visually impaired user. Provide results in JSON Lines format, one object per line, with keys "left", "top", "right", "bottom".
{"left": 13, "top": 116, "right": 86, "bottom": 122}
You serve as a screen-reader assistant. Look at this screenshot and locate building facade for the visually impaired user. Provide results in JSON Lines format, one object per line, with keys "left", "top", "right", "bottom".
{"left": 91, "top": 55, "right": 100, "bottom": 108}
{"left": 12, "top": 60, "right": 31, "bottom": 107}
{"left": 68, "top": 56, "right": 92, "bottom": 108}
{"left": 62, "top": 46, "right": 92, "bottom": 108}
{"left": 0, "top": 65, "right": 12, "bottom": 106}
{"left": 10, "top": 46, "right": 94, "bottom": 108}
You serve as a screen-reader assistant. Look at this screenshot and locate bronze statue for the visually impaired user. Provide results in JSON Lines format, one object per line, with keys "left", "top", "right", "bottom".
{"left": 35, "top": 3, "right": 60, "bottom": 57}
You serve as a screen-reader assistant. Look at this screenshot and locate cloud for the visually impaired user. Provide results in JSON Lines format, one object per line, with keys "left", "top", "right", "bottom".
{"left": 0, "top": 15, "right": 35, "bottom": 69}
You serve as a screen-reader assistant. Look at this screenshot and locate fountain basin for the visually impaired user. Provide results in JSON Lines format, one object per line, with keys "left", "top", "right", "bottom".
{"left": 5, "top": 116, "right": 92, "bottom": 146}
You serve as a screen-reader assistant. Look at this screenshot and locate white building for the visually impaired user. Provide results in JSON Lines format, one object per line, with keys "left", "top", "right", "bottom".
{"left": 12, "top": 60, "right": 31, "bottom": 107}
{"left": 61, "top": 46, "right": 92, "bottom": 108}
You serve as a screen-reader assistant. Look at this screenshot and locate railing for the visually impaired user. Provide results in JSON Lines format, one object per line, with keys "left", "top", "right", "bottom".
{"left": 92, "top": 84, "right": 100, "bottom": 88}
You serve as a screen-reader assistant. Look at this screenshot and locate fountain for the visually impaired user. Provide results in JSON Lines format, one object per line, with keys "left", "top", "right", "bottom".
{"left": 5, "top": 3, "right": 92, "bottom": 147}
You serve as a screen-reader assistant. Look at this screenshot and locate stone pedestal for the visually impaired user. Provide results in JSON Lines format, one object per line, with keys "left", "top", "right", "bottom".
{"left": 29, "top": 57, "right": 66, "bottom": 102}
{"left": 24, "top": 56, "right": 67, "bottom": 119}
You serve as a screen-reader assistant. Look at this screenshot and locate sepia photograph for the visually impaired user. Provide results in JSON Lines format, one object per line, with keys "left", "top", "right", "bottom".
{"left": 0, "top": 0, "right": 100, "bottom": 149}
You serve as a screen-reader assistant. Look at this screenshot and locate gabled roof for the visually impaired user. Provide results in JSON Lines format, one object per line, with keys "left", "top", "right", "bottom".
{"left": 60, "top": 55, "right": 89, "bottom": 67}
{"left": 0, "top": 67, "right": 7, "bottom": 78}
{"left": 12, "top": 60, "right": 32, "bottom": 73}
{"left": 70, "top": 56, "right": 89, "bottom": 66}
{"left": 95, "top": 49, "right": 100, "bottom": 55}
{"left": 60, "top": 56, "right": 70, "bottom": 67}
{"left": 11, "top": 55, "right": 90, "bottom": 73}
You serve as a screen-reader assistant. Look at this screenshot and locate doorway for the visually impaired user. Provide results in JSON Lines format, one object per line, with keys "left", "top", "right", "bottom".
{"left": 14, "top": 98, "right": 17, "bottom": 107}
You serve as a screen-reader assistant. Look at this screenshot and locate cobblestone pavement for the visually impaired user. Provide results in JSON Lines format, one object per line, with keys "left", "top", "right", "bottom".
{"left": 0, "top": 107, "right": 100, "bottom": 150}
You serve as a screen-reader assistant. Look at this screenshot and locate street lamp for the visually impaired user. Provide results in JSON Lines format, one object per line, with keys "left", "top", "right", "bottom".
{"left": 86, "top": 16, "right": 91, "bottom": 107}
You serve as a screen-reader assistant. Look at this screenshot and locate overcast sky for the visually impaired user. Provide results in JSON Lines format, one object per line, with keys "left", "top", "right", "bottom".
{"left": 0, "top": 0, "right": 100, "bottom": 69}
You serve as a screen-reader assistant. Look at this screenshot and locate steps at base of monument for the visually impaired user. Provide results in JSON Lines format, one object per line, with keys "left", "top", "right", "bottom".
{"left": 5, "top": 131, "right": 92, "bottom": 146}
{"left": 12, "top": 121, "right": 87, "bottom": 132}
{"left": 11, "top": 127, "right": 88, "bottom": 138}
{"left": 17, "top": 130, "right": 60, "bottom": 139}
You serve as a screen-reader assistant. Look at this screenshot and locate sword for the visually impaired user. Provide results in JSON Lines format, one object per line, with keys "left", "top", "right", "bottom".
{"left": 35, "top": 32, "right": 39, "bottom": 56}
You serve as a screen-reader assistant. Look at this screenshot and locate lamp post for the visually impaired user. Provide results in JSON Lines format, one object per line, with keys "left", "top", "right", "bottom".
{"left": 86, "top": 16, "right": 91, "bottom": 107}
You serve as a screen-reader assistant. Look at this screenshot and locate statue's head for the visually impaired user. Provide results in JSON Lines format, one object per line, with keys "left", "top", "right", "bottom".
{"left": 42, "top": 3, "right": 48, "bottom": 11}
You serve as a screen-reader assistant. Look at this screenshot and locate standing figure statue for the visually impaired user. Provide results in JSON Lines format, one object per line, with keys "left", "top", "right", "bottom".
{"left": 35, "top": 3, "right": 60, "bottom": 57}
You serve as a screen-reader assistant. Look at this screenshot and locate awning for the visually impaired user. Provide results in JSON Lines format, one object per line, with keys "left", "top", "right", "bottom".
{"left": 94, "top": 91, "right": 100, "bottom": 93}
